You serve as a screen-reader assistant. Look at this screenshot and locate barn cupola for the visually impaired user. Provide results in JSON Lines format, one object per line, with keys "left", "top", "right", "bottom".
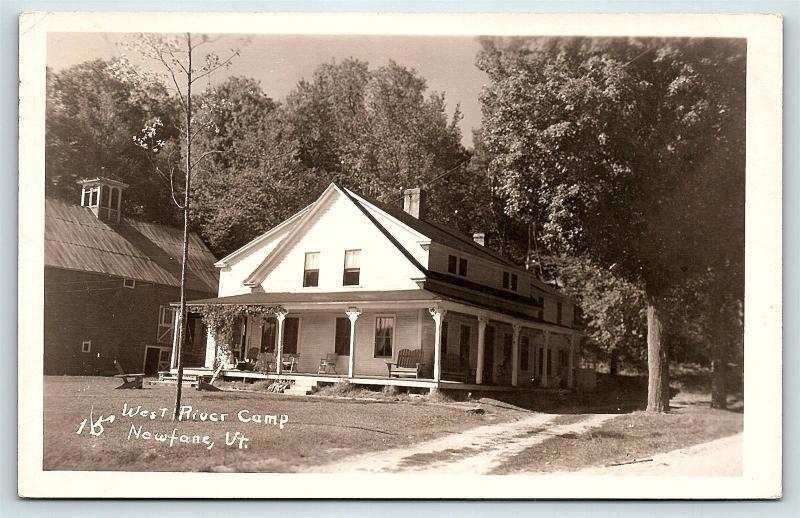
{"left": 78, "top": 177, "right": 129, "bottom": 224}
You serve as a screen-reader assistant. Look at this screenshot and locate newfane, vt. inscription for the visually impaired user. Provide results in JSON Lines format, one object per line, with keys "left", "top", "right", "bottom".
{"left": 76, "top": 403, "right": 289, "bottom": 451}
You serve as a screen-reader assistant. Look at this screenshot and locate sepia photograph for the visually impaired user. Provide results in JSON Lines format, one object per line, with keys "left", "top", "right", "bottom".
{"left": 17, "top": 12, "right": 783, "bottom": 499}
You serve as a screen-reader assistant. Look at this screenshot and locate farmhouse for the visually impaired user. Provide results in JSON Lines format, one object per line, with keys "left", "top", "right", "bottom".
{"left": 176, "top": 183, "right": 589, "bottom": 393}
{"left": 44, "top": 177, "right": 218, "bottom": 375}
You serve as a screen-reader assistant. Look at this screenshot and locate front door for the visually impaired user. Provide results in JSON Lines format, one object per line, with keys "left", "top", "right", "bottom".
{"left": 144, "top": 347, "right": 161, "bottom": 375}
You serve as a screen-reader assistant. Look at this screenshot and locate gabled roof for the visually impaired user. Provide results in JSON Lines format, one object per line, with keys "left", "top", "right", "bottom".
{"left": 45, "top": 197, "right": 218, "bottom": 293}
{"left": 241, "top": 182, "right": 562, "bottom": 298}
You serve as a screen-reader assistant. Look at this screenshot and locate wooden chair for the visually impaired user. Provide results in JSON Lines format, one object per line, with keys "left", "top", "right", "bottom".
{"left": 441, "top": 354, "right": 469, "bottom": 383}
{"left": 113, "top": 360, "right": 144, "bottom": 389}
{"left": 282, "top": 355, "right": 299, "bottom": 373}
{"left": 318, "top": 353, "right": 338, "bottom": 374}
{"left": 254, "top": 352, "right": 274, "bottom": 373}
{"left": 386, "top": 349, "right": 425, "bottom": 378}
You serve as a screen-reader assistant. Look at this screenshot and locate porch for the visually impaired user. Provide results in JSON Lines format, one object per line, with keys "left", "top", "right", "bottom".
{"left": 171, "top": 289, "right": 585, "bottom": 391}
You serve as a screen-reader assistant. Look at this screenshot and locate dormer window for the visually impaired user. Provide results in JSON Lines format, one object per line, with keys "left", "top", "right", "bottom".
{"left": 303, "top": 252, "right": 320, "bottom": 287}
{"left": 502, "top": 272, "right": 518, "bottom": 291}
{"left": 447, "top": 254, "right": 468, "bottom": 277}
{"left": 343, "top": 249, "right": 361, "bottom": 286}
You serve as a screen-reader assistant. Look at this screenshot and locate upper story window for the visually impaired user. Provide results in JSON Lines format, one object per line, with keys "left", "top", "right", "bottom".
{"left": 447, "top": 254, "right": 468, "bottom": 277}
{"left": 447, "top": 255, "right": 458, "bottom": 274}
{"left": 557, "top": 302, "right": 563, "bottom": 325}
{"left": 343, "top": 249, "right": 361, "bottom": 286}
{"left": 303, "top": 252, "right": 320, "bottom": 287}
{"left": 123, "top": 278, "right": 136, "bottom": 289}
{"left": 81, "top": 186, "right": 100, "bottom": 207}
{"left": 502, "top": 271, "right": 518, "bottom": 291}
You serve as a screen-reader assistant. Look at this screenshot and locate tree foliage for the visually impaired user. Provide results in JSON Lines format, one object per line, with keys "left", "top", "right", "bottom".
{"left": 46, "top": 60, "right": 179, "bottom": 223}
{"left": 477, "top": 37, "right": 746, "bottom": 410}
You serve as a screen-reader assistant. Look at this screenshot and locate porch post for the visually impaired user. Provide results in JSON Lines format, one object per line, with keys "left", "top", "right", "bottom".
{"left": 542, "top": 330, "right": 550, "bottom": 387}
{"left": 346, "top": 307, "right": 361, "bottom": 378}
{"left": 274, "top": 308, "right": 288, "bottom": 375}
{"left": 511, "top": 323, "right": 521, "bottom": 387}
{"left": 476, "top": 316, "right": 488, "bottom": 385}
{"left": 429, "top": 307, "right": 447, "bottom": 383}
{"left": 568, "top": 335, "right": 576, "bottom": 388}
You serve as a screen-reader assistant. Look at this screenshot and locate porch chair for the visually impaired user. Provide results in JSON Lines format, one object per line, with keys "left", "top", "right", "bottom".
{"left": 281, "top": 355, "right": 299, "bottom": 373}
{"left": 318, "top": 353, "right": 338, "bottom": 375}
{"left": 386, "top": 348, "right": 425, "bottom": 379}
{"left": 441, "top": 354, "right": 470, "bottom": 383}
{"left": 113, "top": 360, "right": 144, "bottom": 390}
{"left": 254, "top": 352, "right": 274, "bottom": 373}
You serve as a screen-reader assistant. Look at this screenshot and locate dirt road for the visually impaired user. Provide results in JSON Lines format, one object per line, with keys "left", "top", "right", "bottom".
{"left": 311, "top": 412, "right": 615, "bottom": 474}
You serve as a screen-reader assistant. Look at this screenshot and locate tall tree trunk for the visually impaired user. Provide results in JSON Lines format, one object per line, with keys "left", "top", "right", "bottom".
{"left": 710, "top": 293, "right": 728, "bottom": 409}
{"left": 609, "top": 349, "right": 619, "bottom": 376}
{"left": 174, "top": 34, "right": 193, "bottom": 420}
{"left": 646, "top": 295, "right": 670, "bottom": 413}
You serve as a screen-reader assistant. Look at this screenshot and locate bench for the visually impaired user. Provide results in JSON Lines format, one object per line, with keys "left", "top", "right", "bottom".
{"left": 441, "top": 353, "right": 470, "bottom": 383}
{"left": 113, "top": 360, "right": 144, "bottom": 390}
{"left": 386, "top": 349, "right": 425, "bottom": 378}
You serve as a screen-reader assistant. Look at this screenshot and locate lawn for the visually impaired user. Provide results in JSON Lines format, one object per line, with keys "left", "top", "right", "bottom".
{"left": 491, "top": 402, "right": 743, "bottom": 474}
{"left": 43, "top": 376, "right": 512, "bottom": 472}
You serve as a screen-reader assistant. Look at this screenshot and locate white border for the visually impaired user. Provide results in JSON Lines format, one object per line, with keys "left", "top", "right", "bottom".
{"left": 18, "top": 11, "right": 782, "bottom": 499}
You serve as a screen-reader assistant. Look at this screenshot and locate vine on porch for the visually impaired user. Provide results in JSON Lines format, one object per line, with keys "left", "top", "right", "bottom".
{"left": 190, "top": 304, "right": 281, "bottom": 365}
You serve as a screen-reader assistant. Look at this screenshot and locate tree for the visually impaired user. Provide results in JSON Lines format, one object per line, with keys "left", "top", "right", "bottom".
{"left": 115, "top": 33, "right": 239, "bottom": 419}
{"left": 283, "top": 59, "right": 468, "bottom": 221}
{"left": 477, "top": 37, "right": 746, "bottom": 412}
{"left": 46, "top": 60, "right": 179, "bottom": 224}
{"left": 189, "top": 77, "right": 321, "bottom": 257}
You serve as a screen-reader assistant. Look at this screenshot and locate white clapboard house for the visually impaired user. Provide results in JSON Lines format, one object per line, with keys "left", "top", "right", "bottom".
{"left": 173, "top": 183, "right": 587, "bottom": 393}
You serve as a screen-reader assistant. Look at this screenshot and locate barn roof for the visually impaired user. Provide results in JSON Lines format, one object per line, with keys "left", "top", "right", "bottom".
{"left": 45, "top": 197, "right": 218, "bottom": 293}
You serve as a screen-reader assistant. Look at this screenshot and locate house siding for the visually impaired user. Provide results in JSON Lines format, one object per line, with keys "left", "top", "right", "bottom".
{"left": 259, "top": 191, "right": 423, "bottom": 293}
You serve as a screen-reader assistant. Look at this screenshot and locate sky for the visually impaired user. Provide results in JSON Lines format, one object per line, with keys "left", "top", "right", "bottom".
{"left": 47, "top": 33, "right": 488, "bottom": 147}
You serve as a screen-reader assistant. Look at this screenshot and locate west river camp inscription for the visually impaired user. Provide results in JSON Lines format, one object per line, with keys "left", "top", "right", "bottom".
{"left": 76, "top": 403, "right": 289, "bottom": 450}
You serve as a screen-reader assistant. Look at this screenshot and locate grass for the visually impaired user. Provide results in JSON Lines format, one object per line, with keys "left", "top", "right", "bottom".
{"left": 43, "top": 376, "right": 510, "bottom": 473}
{"left": 491, "top": 404, "right": 743, "bottom": 474}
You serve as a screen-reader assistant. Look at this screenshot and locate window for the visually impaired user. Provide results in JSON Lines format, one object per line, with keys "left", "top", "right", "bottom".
{"left": 559, "top": 350, "right": 569, "bottom": 367}
{"left": 537, "top": 296, "right": 544, "bottom": 320}
{"left": 458, "top": 258, "right": 468, "bottom": 276}
{"left": 521, "top": 336, "right": 530, "bottom": 371}
{"left": 335, "top": 317, "right": 351, "bottom": 355}
{"left": 373, "top": 316, "right": 395, "bottom": 358}
{"left": 343, "top": 249, "right": 361, "bottom": 286}
{"left": 303, "top": 252, "right": 320, "bottom": 287}
{"left": 441, "top": 321, "right": 449, "bottom": 352}
{"left": 83, "top": 186, "right": 99, "bottom": 207}
{"left": 547, "top": 348, "right": 553, "bottom": 376}
{"left": 123, "top": 278, "right": 135, "bottom": 289}
{"left": 260, "top": 318, "right": 276, "bottom": 353}
{"left": 557, "top": 302, "right": 563, "bottom": 325}
{"left": 459, "top": 325, "right": 471, "bottom": 362}
{"left": 447, "top": 255, "right": 458, "bottom": 274}
{"left": 283, "top": 317, "right": 300, "bottom": 354}
{"left": 159, "top": 306, "right": 175, "bottom": 327}
{"left": 81, "top": 340, "right": 91, "bottom": 353}
{"left": 503, "top": 272, "right": 517, "bottom": 291}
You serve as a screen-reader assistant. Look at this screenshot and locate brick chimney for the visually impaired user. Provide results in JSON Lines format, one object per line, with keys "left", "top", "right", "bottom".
{"left": 78, "top": 177, "right": 128, "bottom": 223}
{"left": 402, "top": 188, "right": 427, "bottom": 220}
{"left": 472, "top": 232, "right": 486, "bottom": 246}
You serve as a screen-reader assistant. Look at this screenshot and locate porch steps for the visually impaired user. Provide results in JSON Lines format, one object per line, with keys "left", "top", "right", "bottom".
{"left": 282, "top": 379, "right": 319, "bottom": 396}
